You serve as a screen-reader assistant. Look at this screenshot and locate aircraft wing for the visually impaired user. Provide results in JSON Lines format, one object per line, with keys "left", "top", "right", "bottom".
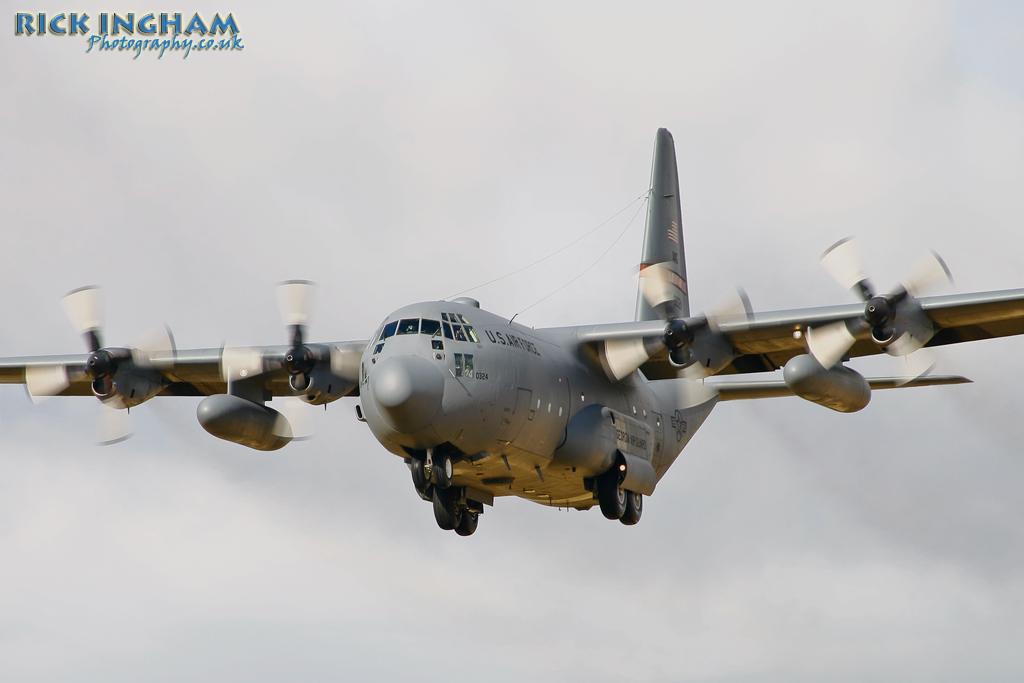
{"left": 573, "top": 288, "right": 1024, "bottom": 379}
{"left": 0, "top": 342, "right": 368, "bottom": 399}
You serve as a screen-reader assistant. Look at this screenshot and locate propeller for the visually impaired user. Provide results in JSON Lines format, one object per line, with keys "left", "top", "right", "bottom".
{"left": 808, "top": 237, "right": 953, "bottom": 369}
{"left": 278, "top": 280, "right": 319, "bottom": 392}
{"left": 656, "top": 283, "right": 752, "bottom": 367}
{"left": 27, "top": 286, "right": 175, "bottom": 444}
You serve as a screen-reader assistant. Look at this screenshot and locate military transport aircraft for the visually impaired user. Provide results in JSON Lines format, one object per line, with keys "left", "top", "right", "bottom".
{"left": 2, "top": 129, "right": 1023, "bottom": 536}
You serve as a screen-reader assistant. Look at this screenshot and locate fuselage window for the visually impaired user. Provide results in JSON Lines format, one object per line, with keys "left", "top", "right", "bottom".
{"left": 454, "top": 353, "right": 463, "bottom": 376}
{"left": 453, "top": 353, "right": 473, "bottom": 377}
{"left": 453, "top": 325, "right": 468, "bottom": 342}
{"left": 373, "top": 343, "right": 384, "bottom": 355}
{"left": 464, "top": 354, "right": 474, "bottom": 376}
{"left": 420, "top": 319, "right": 441, "bottom": 336}
{"left": 381, "top": 321, "right": 398, "bottom": 340}
{"left": 442, "top": 322, "right": 453, "bottom": 339}
{"left": 397, "top": 319, "right": 419, "bottom": 335}
{"left": 463, "top": 325, "right": 479, "bottom": 343}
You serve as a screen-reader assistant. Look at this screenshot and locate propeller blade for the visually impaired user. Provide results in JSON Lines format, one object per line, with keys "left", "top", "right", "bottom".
{"left": 821, "top": 237, "right": 873, "bottom": 300}
{"left": 270, "top": 410, "right": 294, "bottom": 440}
{"left": 892, "top": 348, "right": 937, "bottom": 387}
{"left": 638, "top": 264, "right": 685, "bottom": 318}
{"left": 62, "top": 286, "right": 103, "bottom": 350}
{"left": 24, "top": 364, "right": 70, "bottom": 402}
{"left": 277, "top": 280, "right": 318, "bottom": 329}
{"left": 131, "top": 324, "right": 176, "bottom": 367}
{"left": 279, "top": 396, "right": 313, "bottom": 441}
{"left": 601, "top": 338, "right": 651, "bottom": 381}
{"left": 704, "top": 287, "right": 753, "bottom": 331}
{"left": 221, "top": 345, "right": 265, "bottom": 382}
{"left": 806, "top": 320, "right": 858, "bottom": 369}
{"left": 96, "top": 397, "right": 133, "bottom": 445}
{"left": 900, "top": 249, "right": 953, "bottom": 298}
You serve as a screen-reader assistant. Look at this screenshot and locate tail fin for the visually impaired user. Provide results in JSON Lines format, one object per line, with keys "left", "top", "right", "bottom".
{"left": 635, "top": 128, "right": 689, "bottom": 321}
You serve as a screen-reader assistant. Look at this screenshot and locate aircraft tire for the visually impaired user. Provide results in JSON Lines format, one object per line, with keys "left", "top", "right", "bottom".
{"left": 597, "top": 471, "right": 627, "bottom": 520}
{"left": 620, "top": 491, "right": 642, "bottom": 525}
{"left": 410, "top": 456, "right": 429, "bottom": 492}
{"left": 432, "top": 486, "right": 461, "bottom": 531}
{"left": 455, "top": 510, "right": 479, "bottom": 536}
{"left": 434, "top": 452, "right": 454, "bottom": 489}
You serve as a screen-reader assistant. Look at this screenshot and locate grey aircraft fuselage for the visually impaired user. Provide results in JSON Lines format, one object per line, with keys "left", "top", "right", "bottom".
{"left": 359, "top": 298, "right": 716, "bottom": 509}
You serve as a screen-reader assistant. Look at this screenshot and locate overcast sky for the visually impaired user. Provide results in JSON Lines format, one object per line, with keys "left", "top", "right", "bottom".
{"left": 1, "top": 2, "right": 1023, "bottom": 681}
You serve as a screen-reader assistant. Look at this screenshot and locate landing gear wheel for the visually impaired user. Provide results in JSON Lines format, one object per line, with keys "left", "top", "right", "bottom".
{"left": 620, "top": 491, "right": 642, "bottom": 525}
{"left": 455, "top": 509, "right": 479, "bottom": 536}
{"left": 598, "top": 471, "right": 627, "bottom": 520}
{"left": 432, "top": 486, "right": 461, "bottom": 530}
{"left": 409, "top": 456, "right": 429, "bottom": 492}
{"left": 433, "top": 451, "right": 454, "bottom": 489}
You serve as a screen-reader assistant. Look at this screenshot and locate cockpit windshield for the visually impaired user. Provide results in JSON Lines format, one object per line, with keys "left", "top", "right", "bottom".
{"left": 397, "top": 318, "right": 419, "bottom": 335}
{"left": 380, "top": 320, "right": 398, "bottom": 340}
{"left": 420, "top": 319, "right": 441, "bottom": 336}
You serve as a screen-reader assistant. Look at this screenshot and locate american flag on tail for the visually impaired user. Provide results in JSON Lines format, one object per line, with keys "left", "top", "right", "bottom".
{"left": 667, "top": 220, "right": 680, "bottom": 244}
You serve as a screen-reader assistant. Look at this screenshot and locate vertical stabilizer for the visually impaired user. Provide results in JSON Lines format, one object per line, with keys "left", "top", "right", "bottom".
{"left": 635, "top": 128, "right": 689, "bottom": 321}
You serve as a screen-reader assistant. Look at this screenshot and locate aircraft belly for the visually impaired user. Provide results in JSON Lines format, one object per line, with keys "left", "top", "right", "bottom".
{"left": 452, "top": 444, "right": 594, "bottom": 509}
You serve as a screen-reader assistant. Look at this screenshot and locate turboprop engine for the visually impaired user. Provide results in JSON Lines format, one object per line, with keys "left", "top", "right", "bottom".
{"left": 783, "top": 354, "right": 871, "bottom": 413}
{"left": 196, "top": 394, "right": 293, "bottom": 451}
{"left": 551, "top": 404, "right": 658, "bottom": 495}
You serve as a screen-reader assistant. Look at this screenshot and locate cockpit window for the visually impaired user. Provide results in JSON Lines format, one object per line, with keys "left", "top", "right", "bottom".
{"left": 442, "top": 322, "right": 453, "bottom": 339}
{"left": 457, "top": 313, "right": 469, "bottom": 324}
{"left": 380, "top": 321, "right": 398, "bottom": 340}
{"left": 373, "top": 343, "right": 384, "bottom": 355}
{"left": 441, "top": 312, "right": 449, "bottom": 322}
{"left": 464, "top": 325, "right": 479, "bottom": 343}
{"left": 397, "top": 318, "right": 419, "bottom": 335}
{"left": 420, "top": 319, "right": 441, "bottom": 336}
{"left": 453, "top": 325, "right": 468, "bottom": 342}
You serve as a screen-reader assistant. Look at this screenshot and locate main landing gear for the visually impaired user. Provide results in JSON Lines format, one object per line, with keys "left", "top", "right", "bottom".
{"left": 597, "top": 469, "right": 643, "bottom": 526}
{"left": 406, "top": 447, "right": 481, "bottom": 536}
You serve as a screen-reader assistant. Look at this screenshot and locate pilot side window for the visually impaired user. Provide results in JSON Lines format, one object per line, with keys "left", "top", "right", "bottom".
{"left": 453, "top": 325, "right": 468, "bottom": 342}
{"left": 453, "top": 353, "right": 474, "bottom": 377}
{"left": 420, "top": 319, "right": 441, "bottom": 336}
{"left": 442, "top": 322, "right": 453, "bottom": 339}
{"left": 373, "top": 343, "right": 384, "bottom": 355}
{"left": 380, "top": 321, "right": 398, "bottom": 340}
{"left": 397, "top": 319, "right": 419, "bottom": 335}
{"left": 463, "top": 325, "right": 479, "bottom": 342}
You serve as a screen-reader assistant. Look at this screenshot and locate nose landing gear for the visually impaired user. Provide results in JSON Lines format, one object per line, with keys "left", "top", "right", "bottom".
{"left": 406, "top": 447, "right": 482, "bottom": 536}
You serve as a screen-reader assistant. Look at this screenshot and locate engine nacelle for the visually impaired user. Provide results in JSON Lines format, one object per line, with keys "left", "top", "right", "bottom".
{"left": 551, "top": 404, "right": 656, "bottom": 493}
{"left": 783, "top": 354, "right": 870, "bottom": 413}
{"left": 95, "top": 367, "right": 164, "bottom": 408}
{"left": 291, "top": 342, "right": 362, "bottom": 405}
{"left": 197, "top": 394, "right": 292, "bottom": 451}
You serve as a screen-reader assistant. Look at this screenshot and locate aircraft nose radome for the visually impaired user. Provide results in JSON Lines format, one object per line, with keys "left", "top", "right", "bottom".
{"left": 370, "top": 355, "right": 445, "bottom": 433}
